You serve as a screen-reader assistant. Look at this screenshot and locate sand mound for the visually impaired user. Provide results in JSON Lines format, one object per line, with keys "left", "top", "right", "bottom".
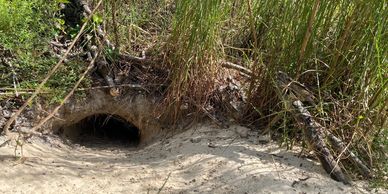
{"left": 0, "top": 124, "right": 381, "bottom": 193}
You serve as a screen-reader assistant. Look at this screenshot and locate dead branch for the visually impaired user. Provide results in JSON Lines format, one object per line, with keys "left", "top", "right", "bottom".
{"left": 327, "top": 133, "right": 372, "bottom": 178}
{"left": 119, "top": 52, "right": 149, "bottom": 63}
{"left": 78, "top": 0, "right": 92, "bottom": 15}
{"left": 277, "top": 71, "right": 350, "bottom": 184}
{"left": 291, "top": 100, "right": 350, "bottom": 184}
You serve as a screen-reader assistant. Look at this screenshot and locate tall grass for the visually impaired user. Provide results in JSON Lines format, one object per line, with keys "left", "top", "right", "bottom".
{"left": 101, "top": 0, "right": 173, "bottom": 54}
{"left": 222, "top": 0, "right": 387, "bottom": 182}
{"left": 162, "top": 0, "right": 387, "bottom": 182}
{"left": 163, "top": 0, "right": 228, "bottom": 120}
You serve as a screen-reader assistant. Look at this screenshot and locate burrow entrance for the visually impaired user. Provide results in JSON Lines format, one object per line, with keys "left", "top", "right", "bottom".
{"left": 59, "top": 114, "right": 140, "bottom": 147}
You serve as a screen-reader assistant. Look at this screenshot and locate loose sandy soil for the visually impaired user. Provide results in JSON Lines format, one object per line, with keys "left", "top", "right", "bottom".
{"left": 0, "top": 124, "right": 383, "bottom": 194}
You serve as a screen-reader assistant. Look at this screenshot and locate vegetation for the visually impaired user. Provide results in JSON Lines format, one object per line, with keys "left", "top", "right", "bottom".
{"left": 0, "top": 0, "right": 89, "bottom": 102}
{"left": 0, "top": 0, "right": 386, "bottom": 187}
{"left": 162, "top": 0, "right": 387, "bottom": 184}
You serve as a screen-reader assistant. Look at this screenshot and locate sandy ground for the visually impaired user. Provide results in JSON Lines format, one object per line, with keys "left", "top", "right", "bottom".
{"left": 0, "top": 124, "right": 383, "bottom": 194}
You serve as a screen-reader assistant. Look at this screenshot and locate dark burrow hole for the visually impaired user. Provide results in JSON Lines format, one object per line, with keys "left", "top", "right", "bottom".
{"left": 60, "top": 114, "right": 140, "bottom": 147}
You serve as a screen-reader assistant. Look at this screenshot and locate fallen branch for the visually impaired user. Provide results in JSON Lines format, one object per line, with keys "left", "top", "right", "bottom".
{"left": 277, "top": 71, "right": 350, "bottom": 184}
{"left": 327, "top": 133, "right": 372, "bottom": 178}
{"left": 119, "top": 52, "right": 151, "bottom": 64}
{"left": 78, "top": 0, "right": 115, "bottom": 50}
{"left": 292, "top": 100, "right": 350, "bottom": 184}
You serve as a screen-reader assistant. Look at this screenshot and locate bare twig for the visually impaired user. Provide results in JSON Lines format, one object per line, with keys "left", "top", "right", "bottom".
{"left": 3, "top": 58, "right": 20, "bottom": 97}
{"left": 0, "top": 91, "right": 49, "bottom": 96}
{"left": 75, "top": 83, "right": 155, "bottom": 93}
{"left": 221, "top": 61, "right": 253, "bottom": 77}
{"left": 0, "top": 88, "right": 36, "bottom": 91}
{"left": 157, "top": 172, "right": 172, "bottom": 194}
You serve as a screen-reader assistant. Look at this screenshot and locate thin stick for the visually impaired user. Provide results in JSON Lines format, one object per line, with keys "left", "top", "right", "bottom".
{"left": 0, "top": 88, "right": 36, "bottom": 91}
{"left": 0, "top": 92, "right": 49, "bottom": 96}
{"left": 75, "top": 83, "right": 154, "bottom": 93}
{"left": 1, "top": 0, "right": 103, "bottom": 135}
{"left": 157, "top": 172, "right": 172, "bottom": 194}
{"left": 111, "top": 0, "right": 120, "bottom": 51}
{"left": 30, "top": 52, "right": 99, "bottom": 132}
{"left": 221, "top": 61, "right": 253, "bottom": 77}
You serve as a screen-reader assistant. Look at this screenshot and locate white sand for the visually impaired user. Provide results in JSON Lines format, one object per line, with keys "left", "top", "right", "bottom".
{"left": 0, "top": 124, "right": 382, "bottom": 194}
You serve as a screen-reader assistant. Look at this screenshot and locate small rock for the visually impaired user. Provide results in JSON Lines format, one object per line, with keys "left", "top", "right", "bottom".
{"left": 24, "top": 109, "right": 35, "bottom": 119}
{"left": 258, "top": 134, "right": 271, "bottom": 144}
{"left": 2, "top": 110, "right": 12, "bottom": 118}
{"left": 190, "top": 136, "right": 202, "bottom": 143}
{"left": 208, "top": 142, "right": 217, "bottom": 148}
{"left": 235, "top": 126, "right": 250, "bottom": 138}
{"left": 0, "top": 117, "right": 6, "bottom": 128}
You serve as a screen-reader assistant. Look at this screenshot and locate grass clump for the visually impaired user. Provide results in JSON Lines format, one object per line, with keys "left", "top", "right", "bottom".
{"left": 0, "top": 0, "right": 57, "bottom": 82}
{"left": 101, "top": 0, "right": 173, "bottom": 54}
{"left": 162, "top": 0, "right": 228, "bottom": 120}
{"left": 228, "top": 0, "right": 387, "bottom": 183}
{"left": 157, "top": 0, "right": 387, "bottom": 184}
{"left": 0, "top": 0, "right": 91, "bottom": 103}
